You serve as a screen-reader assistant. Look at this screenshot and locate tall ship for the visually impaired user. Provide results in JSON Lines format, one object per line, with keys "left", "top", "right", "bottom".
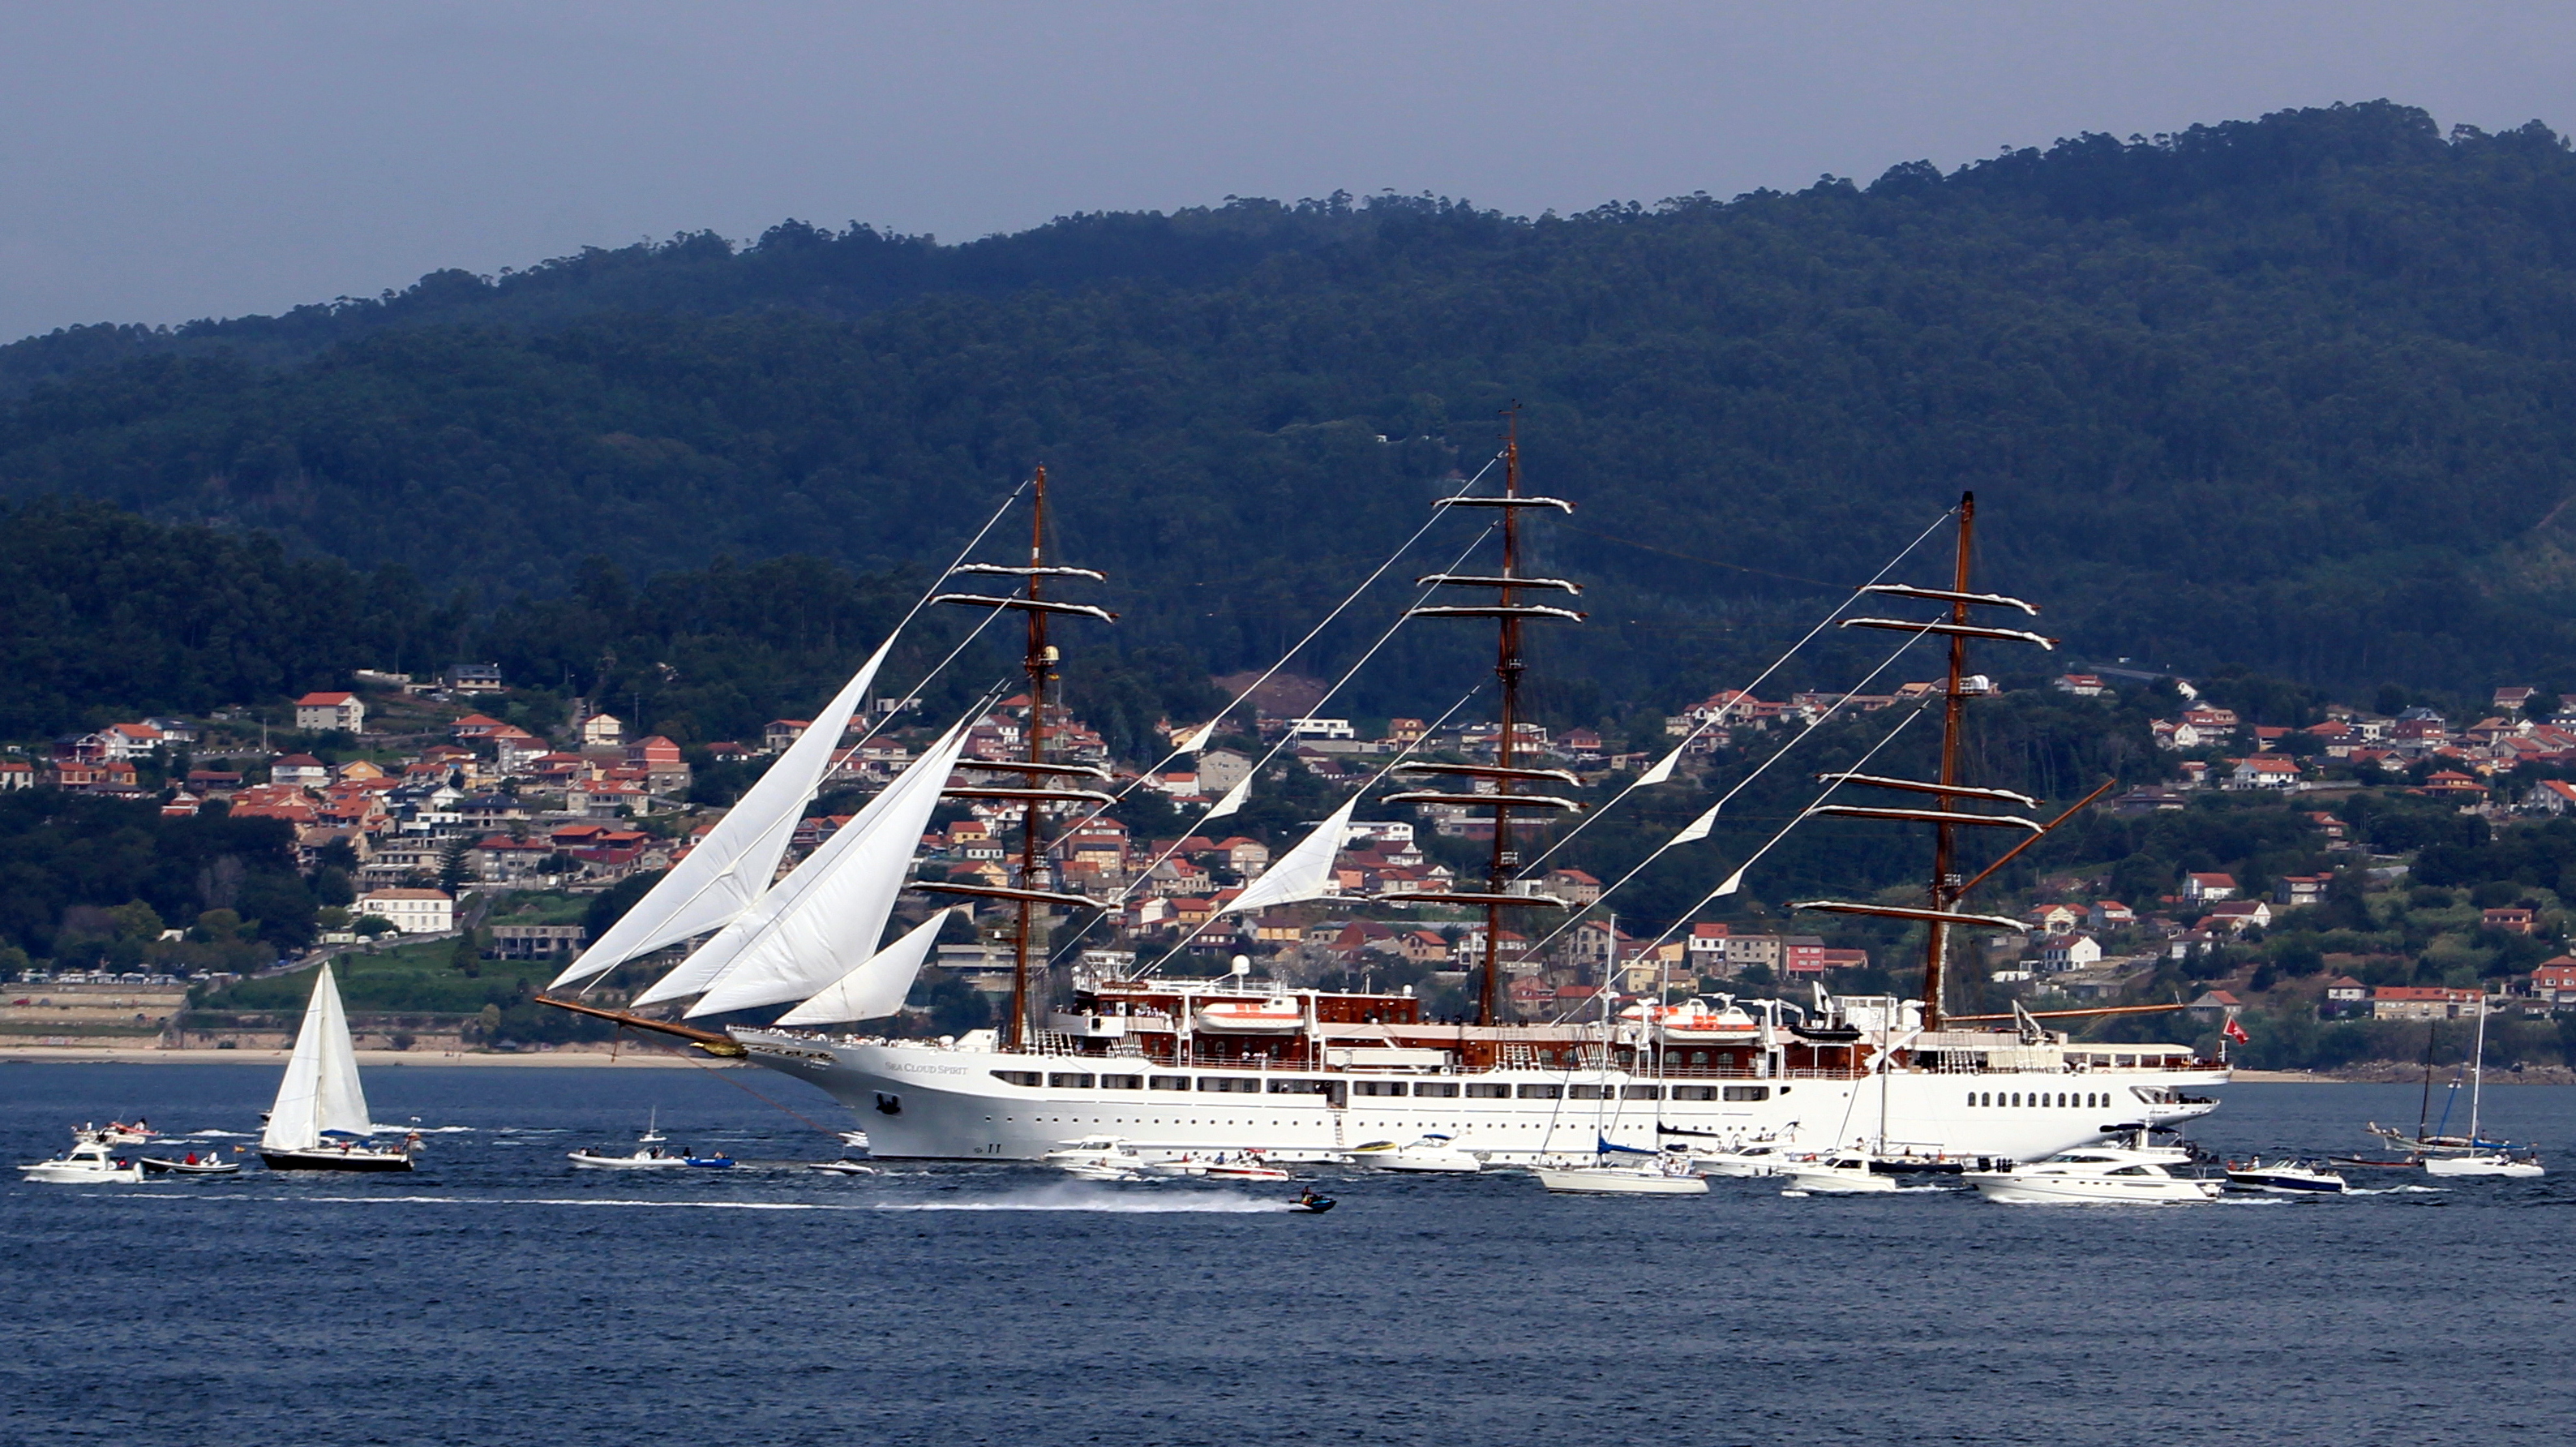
{"left": 546, "top": 444, "right": 2226, "bottom": 1163}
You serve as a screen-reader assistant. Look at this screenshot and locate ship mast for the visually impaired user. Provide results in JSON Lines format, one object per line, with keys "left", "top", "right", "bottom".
{"left": 1376, "top": 409, "right": 1584, "bottom": 1024}
{"left": 919, "top": 466, "right": 1118, "bottom": 1048}
{"left": 1794, "top": 491, "right": 2058, "bottom": 1029}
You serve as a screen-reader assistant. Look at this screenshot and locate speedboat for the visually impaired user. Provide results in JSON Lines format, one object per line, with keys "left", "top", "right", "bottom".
{"left": 78, "top": 1121, "right": 152, "bottom": 1147}
{"left": 1781, "top": 1151, "right": 1900, "bottom": 1195}
{"left": 808, "top": 1160, "right": 879, "bottom": 1175}
{"left": 1345, "top": 1133, "right": 1482, "bottom": 1173}
{"left": 1041, "top": 1136, "right": 1147, "bottom": 1175}
{"left": 1535, "top": 1161, "right": 1709, "bottom": 1196}
{"left": 22, "top": 1137, "right": 145, "bottom": 1184}
{"left": 2423, "top": 1151, "right": 2544, "bottom": 1179}
{"left": 1138, "top": 1154, "right": 1211, "bottom": 1177}
{"left": 568, "top": 1144, "right": 691, "bottom": 1170}
{"left": 1965, "top": 1147, "right": 2220, "bottom": 1204}
{"left": 1203, "top": 1154, "right": 1294, "bottom": 1182}
{"left": 139, "top": 1151, "right": 242, "bottom": 1177}
{"left": 2224, "top": 1159, "right": 2347, "bottom": 1194}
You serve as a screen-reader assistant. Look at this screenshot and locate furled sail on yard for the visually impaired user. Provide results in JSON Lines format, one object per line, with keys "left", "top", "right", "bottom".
{"left": 551, "top": 636, "right": 898, "bottom": 989}
{"left": 673, "top": 718, "right": 974, "bottom": 1018}
{"left": 773, "top": 908, "right": 958, "bottom": 1026}
{"left": 263, "top": 965, "right": 374, "bottom": 1153}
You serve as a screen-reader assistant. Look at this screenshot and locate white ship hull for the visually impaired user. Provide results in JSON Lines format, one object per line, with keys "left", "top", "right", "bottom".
{"left": 731, "top": 1030, "right": 2223, "bottom": 1164}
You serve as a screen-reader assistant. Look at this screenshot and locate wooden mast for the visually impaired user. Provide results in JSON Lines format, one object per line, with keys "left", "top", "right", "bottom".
{"left": 1922, "top": 492, "right": 1975, "bottom": 1034}
{"left": 1011, "top": 465, "right": 1052, "bottom": 1048}
{"left": 1481, "top": 412, "right": 1526, "bottom": 1027}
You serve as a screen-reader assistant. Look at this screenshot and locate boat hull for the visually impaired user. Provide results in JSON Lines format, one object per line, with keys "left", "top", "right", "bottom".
{"left": 20, "top": 1162, "right": 144, "bottom": 1184}
{"left": 259, "top": 1149, "right": 414, "bottom": 1172}
{"left": 2421, "top": 1155, "right": 2545, "bottom": 1179}
{"left": 1965, "top": 1171, "right": 2218, "bottom": 1204}
{"left": 1534, "top": 1167, "right": 1708, "bottom": 1195}
{"left": 731, "top": 1030, "right": 2226, "bottom": 1164}
{"left": 567, "top": 1153, "right": 690, "bottom": 1170}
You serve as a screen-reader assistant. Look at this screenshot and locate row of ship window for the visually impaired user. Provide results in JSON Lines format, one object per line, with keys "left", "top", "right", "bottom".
{"left": 1970, "top": 1090, "right": 2116, "bottom": 1109}
{"left": 992, "top": 1070, "right": 1779, "bottom": 1103}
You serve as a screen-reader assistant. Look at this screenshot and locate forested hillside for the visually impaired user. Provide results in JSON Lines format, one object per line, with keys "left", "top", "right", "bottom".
{"left": 11, "top": 101, "right": 2576, "bottom": 712}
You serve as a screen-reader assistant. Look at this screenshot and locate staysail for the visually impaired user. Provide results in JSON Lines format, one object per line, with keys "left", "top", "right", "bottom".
{"left": 1215, "top": 793, "right": 1361, "bottom": 917}
{"left": 773, "top": 908, "right": 957, "bottom": 1027}
{"left": 551, "top": 635, "right": 897, "bottom": 988}
{"left": 675, "top": 718, "right": 974, "bottom": 1018}
{"left": 263, "top": 964, "right": 373, "bottom": 1153}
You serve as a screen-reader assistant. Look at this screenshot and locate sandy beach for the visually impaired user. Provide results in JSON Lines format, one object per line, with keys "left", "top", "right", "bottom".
{"left": 0, "top": 1046, "right": 731, "bottom": 1068}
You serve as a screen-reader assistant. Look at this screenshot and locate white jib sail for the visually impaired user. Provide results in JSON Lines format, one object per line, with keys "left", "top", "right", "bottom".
{"left": 678, "top": 717, "right": 973, "bottom": 1018}
{"left": 1215, "top": 793, "right": 1361, "bottom": 917}
{"left": 772, "top": 908, "right": 956, "bottom": 1027}
{"left": 1200, "top": 771, "right": 1254, "bottom": 822}
{"left": 551, "top": 635, "right": 898, "bottom": 988}
{"left": 264, "top": 964, "right": 372, "bottom": 1152}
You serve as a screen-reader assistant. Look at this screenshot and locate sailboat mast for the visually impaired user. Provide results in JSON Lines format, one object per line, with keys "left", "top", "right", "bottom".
{"left": 1483, "top": 412, "right": 1526, "bottom": 1028}
{"left": 1012, "top": 465, "right": 1053, "bottom": 1049}
{"left": 2467, "top": 996, "right": 2488, "bottom": 1144}
{"left": 1921, "top": 492, "right": 1977, "bottom": 1034}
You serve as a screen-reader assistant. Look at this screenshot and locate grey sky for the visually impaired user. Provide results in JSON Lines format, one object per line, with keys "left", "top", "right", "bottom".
{"left": 3, "top": 1, "right": 2570, "bottom": 342}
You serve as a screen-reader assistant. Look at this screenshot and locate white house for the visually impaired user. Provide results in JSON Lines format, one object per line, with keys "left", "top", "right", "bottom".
{"left": 294, "top": 692, "right": 365, "bottom": 733}
{"left": 356, "top": 887, "right": 453, "bottom": 934}
{"left": 2032, "top": 934, "right": 2104, "bottom": 972}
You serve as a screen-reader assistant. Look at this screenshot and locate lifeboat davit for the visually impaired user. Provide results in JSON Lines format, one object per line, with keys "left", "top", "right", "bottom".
{"left": 1194, "top": 1000, "right": 1305, "bottom": 1033}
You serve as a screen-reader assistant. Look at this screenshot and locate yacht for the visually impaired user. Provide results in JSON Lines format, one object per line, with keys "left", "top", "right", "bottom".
{"left": 1534, "top": 1157, "right": 1709, "bottom": 1196}
{"left": 1964, "top": 1144, "right": 2219, "bottom": 1204}
{"left": 2223, "top": 1159, "right": 2347, "bottom": 1194}
{"left": 1781, "top": 1150, "right": 1901, "bottom": 1194}
{"left": 1345, "top": 1133, "right": 1483, "bottom": 1173}
{"left": 20, "top": 1136, "right": 145, "bottom": 1184}
{"left": 568, "top": 1142, "right": 691, "bottom": 1170}
{"left": 259, "top": 966, "right": 416, "bottom": 1172}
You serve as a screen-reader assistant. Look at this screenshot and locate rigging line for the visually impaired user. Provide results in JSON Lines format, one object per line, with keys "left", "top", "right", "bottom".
{"left": 1123, "top": 681, "right": 1485, "bottom": 981}
{"left": 1515, "top": 505, "right": 1958, "bottom": 878}
{"left": 1520, "top": 617, "right": 1942, "bottom": 964}
{"left": 1040, "top": 522, "right": 1502, "bottom": 973}
{"left": 1543, "top": 701, "right": 1927, "bottom": 1028}
{"left": 606, "top": 1024, "right": 848, "bottom": 1137}
{"left": 1086, "top": 446, "right": 1509, "bottom": 817}
{"left": 829, "top": 487, "right": 1031, "bottom": 761}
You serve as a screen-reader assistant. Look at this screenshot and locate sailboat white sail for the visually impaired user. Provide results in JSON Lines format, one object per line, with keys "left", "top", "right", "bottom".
{"left": 675, "top": 717, "right": 974, "bottom": 1018}
{"left": 774, "top": 908, "right": 958, "bottom": 1026}
{"left": 264, "top": 964, "right": 374, "bottom": 1153}
{"left": 551, "top": 636, "right": 898, "bottom": 989}
{"left": 1214, "top": 794, "right": 1361, "bottom": 917}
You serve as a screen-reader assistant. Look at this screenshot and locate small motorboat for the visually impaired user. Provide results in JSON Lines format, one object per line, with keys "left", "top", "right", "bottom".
{"left": 1288, "top": 1188, "right": 1337, "bottom": 1213}
{"left": 1781, "top": 1151, "right": 1901, "bottom": 1195}
{"left": 2224, "top": 1159, "right": 2347, "bottom": 1194}
{"left": 139, "top": 1151, "right": 242, "bottom": 1177}
{"left": 808, "top": 1160, "right": 879, "bottom": 1176}
{"left": 1203, "top": 1154, "right": 1294, "bottom": 1182}
{"left": 1535, "top": 1162, "right": 1710, "bottom": 1196}
{"left": 1965, "top": 1146, "right": 2220, "bottom": 1204}
{"left": 568, "top": 1144, "right": 691, "bottom": 1170}
{"left": 77, "top": 1121, "right": 152, "bottom": 1148}
{"left": 1138, "top": 1155, "right": 1211, "bottom": 1177}
{"left": 1345, "top": 1133, "right": 1482, "bottom": 1173}
{"left": 684, "top": 1153, "right": 737, "bottom": 1169}
{"left": 21, "top": 1137, "right": 145, "bottom": 1184}
{"left": 1041, "top": 1136, "right": 1146, "bottom": 1175}
{"left": 2422, "top": 1151, "right": 2545, "bottom": 1179}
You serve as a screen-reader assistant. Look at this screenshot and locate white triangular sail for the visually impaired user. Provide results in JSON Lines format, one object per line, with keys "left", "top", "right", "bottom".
{"left": 551, "top": 636, "right": 897, "bottom": 988}
{"left": 773, "top": 908, "right": 956, "bottom": 1027}
{"left": 1172, "top": 721, "right": 1214, "bottom": 754}
{"left": 1635, "top": 745, "right": 1681, "bottom": 788}
{"left": 1200, "top": 771, "right": 1254, "bottom": 822}
{"left": 1215, "top": 793, "right": 1361, "bottom": 917}
{"left": 678, "top": 719, "right": 973, "bottom": 1018}
{"left": 264, "top": 965, "right": 372, "bottom": 1152}
{"left": 1669, "top": 798, "right": 1723, "bottom": 847}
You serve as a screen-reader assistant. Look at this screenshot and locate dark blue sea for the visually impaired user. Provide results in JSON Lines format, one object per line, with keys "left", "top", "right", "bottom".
{"left": 4, "top": 1063, "right": 2572, "bottom": 1447}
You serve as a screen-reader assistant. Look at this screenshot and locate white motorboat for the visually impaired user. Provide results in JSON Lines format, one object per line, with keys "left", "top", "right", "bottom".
{"left": 2422, "top": 1152, "right": 2544, "bottom": 1179}
{"left": 259, "top": 965, "right": 415, "bottom": 1172}
{"left": 808, "top": 1160, "right": 879, "bottom": 1175}
{"left": 1688, "top": 1144, "right": 1789, "bottom": 1177}
{"left": 1965, "top": 1146, "right": 2220, "bottom": 1204}
{"left": 1138, "top": 1154, "right": 1211, "bottom": 1177}
{"left": 837, "top": 1130, "right": 870, "bottom": 1150}
{"left": 2224, "top": 1159, "right": 2347, "bottom": 1194}
{"left": 1345, "top": 1133, "right": 1482, "bottom": 1174}
{"left": 1534, "top": 1160, "right": 1709, "bottom": 1196}
{"left": 1781, "top": 1151, "right": 1901, "bottom": 1194}
{"left": 1202, "top": 1156, "right": 1294, "bottom": 1182}
{"left": 568, "top": 1144, "right": 691, "bottom": 1170}
{"left": 638, "top": 1110, "right": 668, "bottom": 1144}
{"left": 21, "top": 1136, "right": 146, "bottom": 1184}
{"left": 1039, "top": 1136, "right": 1147, "bottom": 1174}
{"left": 76, "top": 1121, "right": 152, "bottom": 1147}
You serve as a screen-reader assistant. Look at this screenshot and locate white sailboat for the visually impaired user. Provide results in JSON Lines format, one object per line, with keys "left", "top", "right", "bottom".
{"left": 260, "top": 965, "right": 414, "bottom": 1172}
{"left": 2420, "top": 1000, "right": 2544, "bottom": 1179}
